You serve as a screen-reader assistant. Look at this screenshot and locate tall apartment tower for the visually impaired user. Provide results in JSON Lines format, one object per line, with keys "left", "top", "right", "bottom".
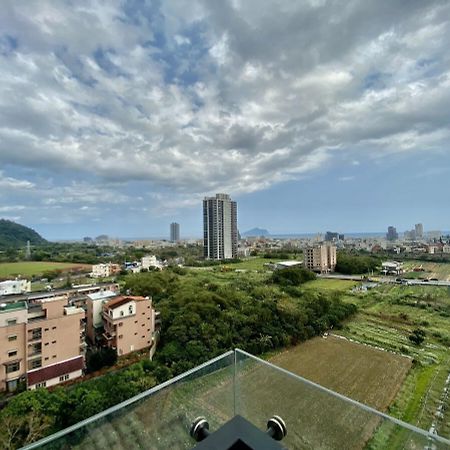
{"left": 386, "top": 226, "right": 398, "bottom": 241}
{"left": 415, "top": 223, "right": 424, "bottom": 239}
{"left": 203, "top": 194, "right": 238, "bottom": 260}
{"left": 170, "top": 222, "right": 180, "bottom": 242}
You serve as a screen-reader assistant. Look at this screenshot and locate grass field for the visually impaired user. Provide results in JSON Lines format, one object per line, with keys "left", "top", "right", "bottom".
{"left": 0, "top": 261, "right": 91, "bottom": 279}
{"left": 403, "top": 260, "right": 450, "bottom": 280}
{"left": 301, "top": 278, "right": 358, "bottom": 291}
{"left": 336, "top": 284, "right": 450, "bottom": 444}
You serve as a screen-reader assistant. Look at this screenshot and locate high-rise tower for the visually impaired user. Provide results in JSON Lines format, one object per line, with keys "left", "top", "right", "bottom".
{"left": 203, "top": 194, "right": 237, "bottom": 260}
{"left": 170, "top": 222, "right": 180, "bottom": 242}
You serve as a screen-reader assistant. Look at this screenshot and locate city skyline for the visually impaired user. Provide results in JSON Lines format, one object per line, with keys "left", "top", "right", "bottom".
{"left": 1, "top": 1, "right": 450, "bottom": 239}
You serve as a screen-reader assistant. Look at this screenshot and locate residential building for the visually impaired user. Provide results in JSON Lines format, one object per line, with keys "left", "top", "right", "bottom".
{"left": 415, "top": 223, "right": 424, "bottom": 239}
{"left": 442, "top": 245, "right": 450, "bottom": 254}
{"left": 325, "top": 231, "right": 344, "bottom": 242}
{"left": 91, "top": 263, "right": 121, "bottom": 278}
{"left": 0, "top": 279, "right": 31, "bottom": 296}
{"left": 26, "top": 296, "right": 85, "bottom": 390}
{"left": 170, "top": 222, "right": 180, "bottom": 242}
{"left": 141, "top": 255, "right": 163, "bottom": 271}
{"left": 381, "top": 261, "right": 404, "bottom": 275}
{"left": 203, "top": 193, "right": 238, "bottom": 260}
{"left": 86, "top": 290, "right": 118, "bottom": 344}
{"left": 0, "top": 302, "right": 28, "bottom": 392}
{"left": 0, "top": 296, "right": 85, "bottom": 392}
{"left": 102, "top": 296, "right": 156, "bottom": 357}
{"left": 304, "top": 244, "right": 337, "bottom": 273}
{"left": 386, "top": 226, "right": 398, "bottom": 241}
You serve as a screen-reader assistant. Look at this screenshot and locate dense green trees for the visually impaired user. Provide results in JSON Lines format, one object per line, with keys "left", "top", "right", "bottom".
{"left": 0, "top": 268, "right": 357, "bottom": 448}
{"left": 271, "top": 266, "right": 316, "bottom": 286}
{"left": 0, "top": 220, "right": 47, "bottom": 249}
{"left": 335, "top": 252, "right": 380, "bottom": 275}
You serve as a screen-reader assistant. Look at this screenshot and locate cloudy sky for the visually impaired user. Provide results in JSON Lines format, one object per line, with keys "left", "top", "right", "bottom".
{"left": 1, "top": 0, "right": 450, "bottom": 240}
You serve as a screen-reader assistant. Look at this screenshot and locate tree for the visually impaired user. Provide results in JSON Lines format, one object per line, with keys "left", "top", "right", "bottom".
{"left": 409, "top": 328, "right": 425, "bottom": 345}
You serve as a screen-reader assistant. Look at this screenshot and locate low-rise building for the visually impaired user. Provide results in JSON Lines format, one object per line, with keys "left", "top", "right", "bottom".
{"left": 102, "top": 296, "right": 156, "bottom": 357}
{"left": 0, "top": 279, "right": 31, "bottom": 296}
{"left": 381, "top": 261, "right": 404, "bottom": 275}
{"left": 141, "top": 255, "right": 163, "bottom": 270}
{"left": 91, "top": 263, "right": 121, "bottom": 278}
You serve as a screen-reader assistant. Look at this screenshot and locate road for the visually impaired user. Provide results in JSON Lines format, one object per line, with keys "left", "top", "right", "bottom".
{"left": 317, "top": 273, "right": 450, "bottom": 287}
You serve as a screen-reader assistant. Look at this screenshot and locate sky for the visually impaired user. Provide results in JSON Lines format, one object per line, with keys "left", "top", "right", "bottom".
{"left": 0, "top": 0, "right": 450, "bottom": 240}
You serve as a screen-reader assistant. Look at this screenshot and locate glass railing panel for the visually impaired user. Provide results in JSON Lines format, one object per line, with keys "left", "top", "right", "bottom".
{"left": 235, "top": 349, "right": 450, "bottom": 450}
{"left": 23, "top": 351, "right": 235, "bottom": 450}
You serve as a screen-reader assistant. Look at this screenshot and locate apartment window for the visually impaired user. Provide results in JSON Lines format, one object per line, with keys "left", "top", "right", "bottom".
{"left": 52, "top": 355, "right": 57, "bottom": 359}
{"left": 6, "top": 361, "right": 20, "bottom": 373}
{"left": 30, "top": 328, "right": 42, "bottom": 340}
{"left": 44, "top": 328, "right": 49, "bottom": 332}
{"left": 44, "top": 342, "right": 49, "bottom": 346}
{"left": 51, "top": 340, "right": 56, "bottom": 344}
{"left": 59, "top": 374, "right": 69, "bottom": 382}
{"left": 45, "top": 357, "right": 49, "bottom": 361}
{"left": 52, "top": 326, "right": 57, "bottom": 330}
{"left": 118, "top": 322, "right": 123, "bottom": 327}
{"left": 134, "top": 320, "right": 138, "bottom": 324}
{"left": 8, "top": 335, "right": 17, "bottom": 342}
{"left": 8, "top": 350, "right": 18, "bottom": 358}
{"left": 141, "top": 335, "right": 145, "bottom": 339}
{"left": 129, "top": 305, "right": 133, "bottom": 314}
{"left": 134, "top": 332, "right": 138, "bottom": 335}
{"left": 29, "top": 343, "right": 42, "bottom": 355}
{"left": 120, "top": 311, "right": 124, "bottom": 317}
{"left": 29, "top": 359, "right": 42, "bottom": 370}
{"left": 6, "top": 318, "right": 17, "bottom": 326}
{"left": 35, "top": 382, "right": 46, "bottom": 388}
{"left": 142, "top": 312, "right": 145, "bottom": 315}
{"left": 118, "top": 335, "right": 123, "bottom": 339}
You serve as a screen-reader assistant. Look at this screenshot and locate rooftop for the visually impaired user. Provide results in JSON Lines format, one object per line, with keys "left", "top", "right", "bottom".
{"left": 105, "top": 295, "right": 148, "bottom": 310}
{"left": 0, "top": 300, "right": 27, "bottom": 313}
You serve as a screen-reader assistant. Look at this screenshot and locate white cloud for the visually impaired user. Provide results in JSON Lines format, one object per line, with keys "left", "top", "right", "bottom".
{"left": 0, "top": 0, "right": 449, "bottom": 218}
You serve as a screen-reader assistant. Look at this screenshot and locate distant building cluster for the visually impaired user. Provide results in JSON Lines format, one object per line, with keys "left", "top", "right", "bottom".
{"left": 0, "top": 284, "right": 159, "bottom": 393}
{"left": 90, "top": 255, "right": 166, "bottom": 278}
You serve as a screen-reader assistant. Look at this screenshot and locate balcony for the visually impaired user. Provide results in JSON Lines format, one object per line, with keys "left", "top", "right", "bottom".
{"left": 21, "top": 349, "right": 450, "bottom": 450}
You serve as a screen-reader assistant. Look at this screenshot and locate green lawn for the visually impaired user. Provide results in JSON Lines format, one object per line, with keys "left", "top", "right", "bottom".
{"left": 0, "top": 261, "right": 91, "bottom": 279}
{"left": 301, "top": 278, "right": 358, "bottom": 291}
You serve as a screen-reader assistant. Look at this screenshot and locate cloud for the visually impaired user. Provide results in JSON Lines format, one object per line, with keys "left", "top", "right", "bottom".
{"left": 0, "top": 0, "right": 449, "bottom": 225}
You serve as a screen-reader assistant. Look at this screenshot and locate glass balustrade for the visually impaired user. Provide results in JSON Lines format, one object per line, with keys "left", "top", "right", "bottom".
{"left": 22, "top": 349, "right": 450, "bottom": 450}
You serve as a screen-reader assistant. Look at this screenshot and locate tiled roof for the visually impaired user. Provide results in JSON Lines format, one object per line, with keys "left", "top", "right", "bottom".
{"left": 28, "top": 356, "right": 83, "bottom": 385}
{"left": 105, "top": 296, "right": 147, "bottom": 310}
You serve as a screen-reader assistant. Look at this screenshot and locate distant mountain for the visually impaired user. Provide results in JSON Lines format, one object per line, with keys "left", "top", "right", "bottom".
{"left": 242, "top": 227, "right": 270, "bottom": 237}
{"left": 0, "top": 219, "right": 47, "bottom": 248}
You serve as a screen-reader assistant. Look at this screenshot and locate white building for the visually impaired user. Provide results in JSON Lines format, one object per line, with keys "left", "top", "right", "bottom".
{"left": 141, "top": 255, "right": 163, "bottom": 270}
{"left": 0, "top": 279, "right": 31, "bottom": 296}
{"left": 91, "top": 263, "right": 120, "bottom": 278}
{"left": 85, "top": 290, "right": 118, "bottom": 343}
{"left": 381, "top": 261, "right": 404, "bottom": 275}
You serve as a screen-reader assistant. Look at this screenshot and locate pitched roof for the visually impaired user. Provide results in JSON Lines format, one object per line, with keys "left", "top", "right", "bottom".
{"left": 28, "top": 356, "right": 84, "bottom": 385}
{"left": 104, "top": 295, "right": 148, "bottom": 310}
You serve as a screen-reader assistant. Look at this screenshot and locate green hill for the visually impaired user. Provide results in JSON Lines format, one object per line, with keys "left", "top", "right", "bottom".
{"left": 0, "top": 219, "right": 47, "bottom": 248}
